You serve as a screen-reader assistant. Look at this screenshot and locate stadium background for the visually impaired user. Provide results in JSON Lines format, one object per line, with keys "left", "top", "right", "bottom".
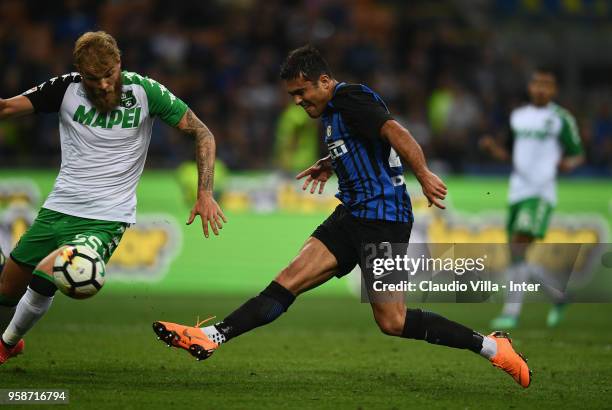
{"left": 1, "top": 1, "right": 611, "bottom": 409}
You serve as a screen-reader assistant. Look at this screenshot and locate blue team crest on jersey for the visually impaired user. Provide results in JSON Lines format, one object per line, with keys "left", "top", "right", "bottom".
{"left": 326, "top": 125, "right": 332, "bottom": 137}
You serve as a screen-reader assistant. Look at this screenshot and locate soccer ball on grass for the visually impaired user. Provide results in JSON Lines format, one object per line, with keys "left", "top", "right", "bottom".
{"left": 53, "top": 245, "right": 106, "bottom": 299}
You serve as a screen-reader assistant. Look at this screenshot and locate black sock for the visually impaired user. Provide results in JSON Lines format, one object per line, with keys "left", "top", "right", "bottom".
{"left": 402, "top": 308, "right": 483, "bottom": 353}
{"left": 30, "top": 274, "right": 57, "bottom": 297}
{"left": 215, "top": 281, "right": 295, "bottom": 342}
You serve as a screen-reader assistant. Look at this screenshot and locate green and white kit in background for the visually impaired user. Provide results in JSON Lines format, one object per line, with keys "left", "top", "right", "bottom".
{"left": 507, "top": 102, "right": 583, "bottom": 238}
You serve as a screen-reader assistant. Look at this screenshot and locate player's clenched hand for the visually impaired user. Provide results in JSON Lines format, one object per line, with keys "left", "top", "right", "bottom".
{"left": 186, "top": 192, "right": 227, "bottom": 238}
{"left": 418, "top": 170, "right": 447, "bottom": 209}
{"left": 295, "top": 156, "right": 333, "bottom": 194}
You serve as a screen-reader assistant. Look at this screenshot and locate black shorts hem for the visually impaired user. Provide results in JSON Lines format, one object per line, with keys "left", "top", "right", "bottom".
{"left": 311, "top": 205, "right": 413, "bottom": 279}
{"left": 310, "top": 229, "right": 357, "bottom": 278}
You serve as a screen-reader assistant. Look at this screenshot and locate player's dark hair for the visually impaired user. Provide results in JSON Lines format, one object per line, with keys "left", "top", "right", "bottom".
{"left": 280, "top": 45, "right": 333, "bottom": 82}
{"left": 533, "top": 65, "right": 558, "bottom": 81}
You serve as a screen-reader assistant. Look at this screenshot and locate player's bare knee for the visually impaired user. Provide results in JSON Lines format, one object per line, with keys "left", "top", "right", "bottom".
{"left": 28, "top": 248, "right": 65, "bottom": 298}
{"left": 35, "top": 246, "right": 70, "bottom": 278}
{"left": 375, "top": 313, "right": 404, "bottom": 336}
{"left": 275, "top": 265, "right": 305, "bottom": 295}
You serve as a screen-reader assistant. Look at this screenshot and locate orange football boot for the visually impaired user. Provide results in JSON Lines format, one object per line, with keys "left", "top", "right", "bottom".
{"left": 489, "top": 331, "right": 532, "bottom": 388}
{"left": 0, "top": 339, "right": 25, "bottom": 365}
{"left": 152, "top": 317, "right": 219, "bottom": 361}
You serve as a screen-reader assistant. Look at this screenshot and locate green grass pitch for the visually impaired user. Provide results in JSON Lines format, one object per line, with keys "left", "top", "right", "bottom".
{"left": 0, "top": 171, "right": 610, "bottom": 408}
{"left": 2, "top": 294, "right": 611, "bottom": 409}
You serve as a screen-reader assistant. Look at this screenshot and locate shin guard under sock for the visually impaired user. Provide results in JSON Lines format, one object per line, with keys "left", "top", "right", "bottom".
{"left": 214, "top": 281, "right": 295, "bottom": 342}
{"left": 402, "top": 308, "right": 484, "bottom": 354}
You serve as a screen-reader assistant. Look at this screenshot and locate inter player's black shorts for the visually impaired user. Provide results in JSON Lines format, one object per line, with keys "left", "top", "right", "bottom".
{"left": 311, "top": 205, "right": 413, "bottom": 277}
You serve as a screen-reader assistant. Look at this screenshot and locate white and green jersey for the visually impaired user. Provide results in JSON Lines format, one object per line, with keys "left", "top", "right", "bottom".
{"left": 508, "top": 102, "right": 583, "bottom": 206}
{"left": 22, "top": 71, "right": 188, "bottom": 223}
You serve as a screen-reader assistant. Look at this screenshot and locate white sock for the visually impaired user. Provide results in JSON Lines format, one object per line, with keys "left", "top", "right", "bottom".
{"left": 527, "top": 264, "right": 566, "bottom": 302}
{"left": 501, "top": 262, "right": 529, "bottom": 318}
{"left": 480, "top": 335, "right": 498, "bottom": 360}
{"left": 2, "top": 287, "right": 54, "bottom": 346}
{"left": 501, "top": 302, "right": 522, "bottom": 318}
{"left": 0, "top": 304, "right": 17, "bottom": 334}
{"left": 200, "top": 325, "right": 226, "bottom": 344}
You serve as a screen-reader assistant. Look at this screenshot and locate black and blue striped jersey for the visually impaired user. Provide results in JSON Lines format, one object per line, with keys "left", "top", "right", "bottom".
{"left": 322, "top": 82, "right": 413, "bottom": 222}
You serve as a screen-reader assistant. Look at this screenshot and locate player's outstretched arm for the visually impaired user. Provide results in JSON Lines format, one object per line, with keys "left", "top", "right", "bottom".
{"left": 381, "top": 120, "right": 447, "bottom": 209}
{"left": 0, "top": 96, "right": 34, "bottom": 119}
{"left": 479, "top": 135, "right": 510, "bottom": 162}
{"left": 295, "top": 155, "right": 333, "bottom": 194}
{"left": 175, "top": 109, "right": 227, "bottom": 238}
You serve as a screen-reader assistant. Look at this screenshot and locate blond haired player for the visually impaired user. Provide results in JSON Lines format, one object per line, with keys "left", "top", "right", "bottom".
{"left": 0, "top": 31, "right": 226, "bottom": 364}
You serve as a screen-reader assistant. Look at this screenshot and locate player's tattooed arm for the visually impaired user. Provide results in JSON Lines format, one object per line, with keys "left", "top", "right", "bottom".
{"left": 381, "top": 119, "right": 447, "bottom": 209}
{"left": 178, "top": 109, "right": 216, "bottom": 192}
{"left": 176, "top": 109, "right": 227, "bottom": 237}
{"left": 0, "top": 96, "right": 34, "bottom": 119}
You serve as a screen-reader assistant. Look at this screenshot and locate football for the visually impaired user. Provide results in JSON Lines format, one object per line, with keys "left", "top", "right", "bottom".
{"left": 52, "top": 245, "right": 106, "bottom": 299}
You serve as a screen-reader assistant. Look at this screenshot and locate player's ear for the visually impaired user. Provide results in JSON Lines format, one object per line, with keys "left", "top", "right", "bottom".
{"left": 319, "top": 74, "right": 332, "bottom": 90}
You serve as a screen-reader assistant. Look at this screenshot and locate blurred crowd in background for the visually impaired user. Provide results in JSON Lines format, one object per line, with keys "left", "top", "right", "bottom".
{"left": 1, "top": 0, "right": 611, "bottom": 175}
